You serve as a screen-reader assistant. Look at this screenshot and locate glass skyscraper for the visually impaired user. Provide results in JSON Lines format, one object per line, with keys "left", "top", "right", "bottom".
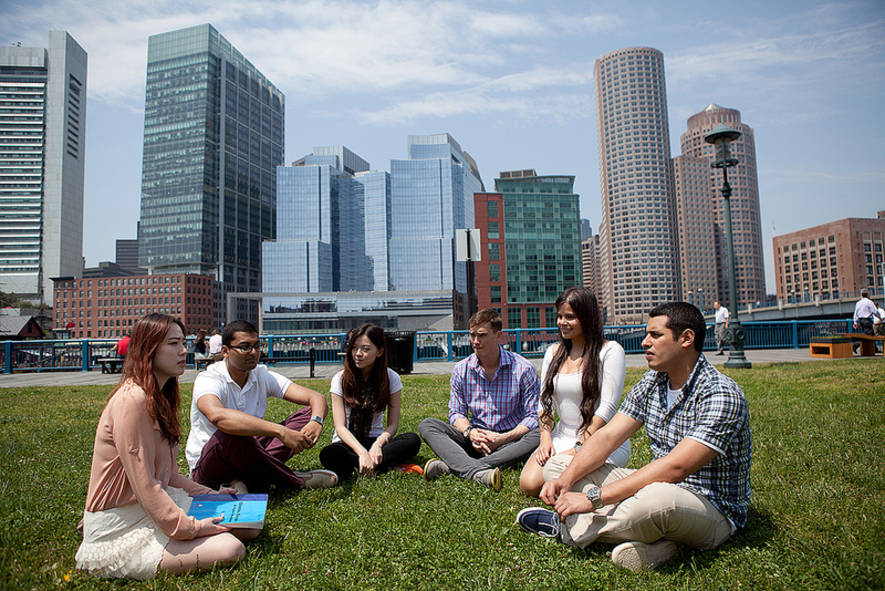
{"left": 389, "top": 134, "right": 483, "bottom": 295}
{"left": 139, "top": 24, "right": 284, "bottom": 309}
{"left": 0, "top": 31, "right": 86, "bottom": 305}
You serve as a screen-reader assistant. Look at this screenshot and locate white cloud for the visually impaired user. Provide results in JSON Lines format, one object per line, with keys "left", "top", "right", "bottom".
{"left": 0, "top": 0, "right": 620, "bottom": 112}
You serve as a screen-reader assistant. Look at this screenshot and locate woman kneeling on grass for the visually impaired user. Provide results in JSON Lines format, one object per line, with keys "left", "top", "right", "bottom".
{"left": 319, "top": 324, "right": 422, "bottom": 480}
{"left": 76, "top": 313, "right": 259, "bottom": 580}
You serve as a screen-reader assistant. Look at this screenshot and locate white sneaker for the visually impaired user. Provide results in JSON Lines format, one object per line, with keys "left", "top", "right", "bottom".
{"left": 611, "top": 540, "right": 678, "bottom": 572}
{"left": 293, "top": 469, "right": 338, "bottom": 489}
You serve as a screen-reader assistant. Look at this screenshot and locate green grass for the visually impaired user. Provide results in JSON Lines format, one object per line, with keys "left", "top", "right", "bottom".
{"left": 1, "top": 360, "right": 883, "bottom": 590}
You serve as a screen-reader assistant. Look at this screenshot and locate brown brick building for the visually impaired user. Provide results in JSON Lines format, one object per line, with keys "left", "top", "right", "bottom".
{"left": 52, "top": 273, "right": 215, "bottom": 338}
{"left": 772, "top": 212, "right": 885, "bottom": 302}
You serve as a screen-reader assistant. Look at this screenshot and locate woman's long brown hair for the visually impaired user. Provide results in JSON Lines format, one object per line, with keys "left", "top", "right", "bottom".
{"left": 540, "top": 287, "right": 606, "bottom": 436}
{"left": 107, "top": 313, "right": 185, "bottom": 444}
{"left": 340, "top": 323, "right": 390, "bottom": 440}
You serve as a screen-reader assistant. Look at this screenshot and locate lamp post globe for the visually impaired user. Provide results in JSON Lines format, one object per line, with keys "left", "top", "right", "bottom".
{"left": 704, "top": 124, "right": 751, "bottom": 368}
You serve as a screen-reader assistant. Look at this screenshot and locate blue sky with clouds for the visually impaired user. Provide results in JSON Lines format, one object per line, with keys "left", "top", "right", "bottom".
{"left": 3, "top": 0, "right": 884, "bottom": 293}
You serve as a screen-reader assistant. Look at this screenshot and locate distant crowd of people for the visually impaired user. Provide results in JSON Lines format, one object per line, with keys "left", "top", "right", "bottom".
{"left": 77, "top": 288, "right": 754, "bottom": 579}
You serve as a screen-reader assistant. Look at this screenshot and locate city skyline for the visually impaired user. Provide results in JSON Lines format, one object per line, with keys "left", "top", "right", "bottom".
{"left": 3, "top": 0, "right": 884, "bottom": 295}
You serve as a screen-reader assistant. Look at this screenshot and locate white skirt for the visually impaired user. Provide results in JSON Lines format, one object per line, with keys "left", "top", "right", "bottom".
{"left": 75, "top": 486, "right": 192, "bottom": 580}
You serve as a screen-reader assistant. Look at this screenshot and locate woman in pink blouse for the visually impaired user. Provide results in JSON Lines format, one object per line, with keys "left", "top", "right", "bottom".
{"left": 76, "top": 313, "right": 258, "bottom": 579}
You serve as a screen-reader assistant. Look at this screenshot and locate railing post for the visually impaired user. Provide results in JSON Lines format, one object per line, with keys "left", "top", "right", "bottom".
{"left": 447, "top": 331, "right": 453, "bottom": 362}
{"left": 3, "top": 341, "right": 11, "bottom": 374}
{"left": 267, "top": 335, "right": 274, "bottom": 363}
{"left": 791, "top": 321, "right": 799, "bottom": 349}
{"left": 515, "top": 329, "right": 522, "bottom": 355}
{"left": 82, "top": 340, "right": 90, "bottom": 372}
{"left": 413, "top": 333, "right": 418, "bottom": 366}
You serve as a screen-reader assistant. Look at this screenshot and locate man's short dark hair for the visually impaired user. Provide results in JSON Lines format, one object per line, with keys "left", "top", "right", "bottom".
{"left": 861, "top": 290, "right": 870, "bottom": 298}
{"left": 468, "top": 308, "right": 503, "bottom": 332}
{"left": 222, "top": 320, "right": 259, "bottom": 347}
{"left": 649, "top": 302, "right": 706, "bottom": 352}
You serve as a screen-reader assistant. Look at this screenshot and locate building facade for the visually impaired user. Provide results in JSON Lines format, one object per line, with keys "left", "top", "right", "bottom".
{"left": 473, "top": 170, "right": 581, "bottom": 329}
{"left": 772, "top": 212, "right": 885, "bottom": 302}
{"left": 680, "top": 104, "right": 765, "bottom": 307}
{"left": 52, "top": 273, "right": 215, "bottom": 339}
{"left": 0, "top": 31, "right": 86, "bottom": 305}
{"left": 673, "top": 154, "right": 718, "bottom": 313}
{"left": 138, "top": 24, "right": 284, "bottom": 318}
{"left": 581, "top": 235, "right": 602, "bottom": 306}
{"left": 389, "top": 134, "right": 483, "bottom": 293}
{"left": 594, "top": 47, "right": 680, "bottom": 324}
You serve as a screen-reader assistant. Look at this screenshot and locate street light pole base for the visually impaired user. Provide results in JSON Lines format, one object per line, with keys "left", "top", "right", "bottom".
{"left": 724, "top": 352, "right": 752, "bottom": 369}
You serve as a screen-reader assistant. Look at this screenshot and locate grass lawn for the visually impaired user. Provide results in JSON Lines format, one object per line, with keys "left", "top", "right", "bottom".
{"left": 1, "top": 359, "right": 883, "bottom": 590}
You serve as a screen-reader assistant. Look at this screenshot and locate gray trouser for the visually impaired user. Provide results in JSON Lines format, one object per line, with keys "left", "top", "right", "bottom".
{"left": 543, "top": 454, "right": 732, "bottom": 551}
{"left": 418, "top": 417, "right": 540, "bottom": 479}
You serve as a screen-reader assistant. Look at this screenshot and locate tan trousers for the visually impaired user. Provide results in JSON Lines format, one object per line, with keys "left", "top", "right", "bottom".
{"left": 542, "top": 453, "right": 732, "bottom": 550}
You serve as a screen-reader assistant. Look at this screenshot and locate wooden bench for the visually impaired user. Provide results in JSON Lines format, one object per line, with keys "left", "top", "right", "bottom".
{"left": 809, "top": 337, "right": 854, "bottom": 359}
{"left": 843, "top": 333, "right": 885, "bottom": 357}
{"left": 194, "top": 357, "right": 214, "bottom": 371}
{"left": 96, "top": 357, "right": 124, "bottom": 373}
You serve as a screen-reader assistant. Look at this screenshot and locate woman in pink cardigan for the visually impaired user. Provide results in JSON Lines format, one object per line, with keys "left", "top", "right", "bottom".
{"left": 76, "top": 313, "right": 259, "bottom": 579}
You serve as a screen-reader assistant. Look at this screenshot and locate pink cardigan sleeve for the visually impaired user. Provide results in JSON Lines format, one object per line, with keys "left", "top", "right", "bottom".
{"left": 112, "top": 390, "right": 204, "bottom": 540}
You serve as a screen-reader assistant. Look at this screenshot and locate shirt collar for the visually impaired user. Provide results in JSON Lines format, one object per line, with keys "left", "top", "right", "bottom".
{"left": 468, "top": 346, "right": 510, "bottom": 375}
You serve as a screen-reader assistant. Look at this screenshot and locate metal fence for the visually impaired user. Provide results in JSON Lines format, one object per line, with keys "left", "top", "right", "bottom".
{"left": 1, "top": 319, "right": 855, "bottom": 374}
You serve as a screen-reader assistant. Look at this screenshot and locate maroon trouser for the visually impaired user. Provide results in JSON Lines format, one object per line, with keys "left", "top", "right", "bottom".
{"left": 191, "top": 407, "right": 311, "bottom": 492}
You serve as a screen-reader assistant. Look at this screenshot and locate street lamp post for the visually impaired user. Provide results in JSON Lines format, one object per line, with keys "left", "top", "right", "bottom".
{"left": 705, "top": 124, "right": 751, "bottom": 368}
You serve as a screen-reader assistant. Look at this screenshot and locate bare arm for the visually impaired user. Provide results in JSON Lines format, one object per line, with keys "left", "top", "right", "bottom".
{"left": 197, "top": 394, "right": 312, "bottom": 453}
{"left": 540, "top": 412, "right": 642, "bottom": 505}
{"left": 282, "top": 382, "right": 327, "bottom": 446}
{"left": 554, "top": 437, "right": 719, "bottom": 519}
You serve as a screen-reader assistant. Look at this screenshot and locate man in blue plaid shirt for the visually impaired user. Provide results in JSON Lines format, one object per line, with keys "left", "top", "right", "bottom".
{"left": 419, "top": 308, "right": 540, "bottom": 491}
{"left": 517, "top": 302, "right": 751, "bottom": 572}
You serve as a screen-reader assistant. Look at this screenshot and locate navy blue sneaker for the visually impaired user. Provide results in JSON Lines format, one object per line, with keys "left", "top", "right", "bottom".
{"left": 516, "top": 507, "right": 561, "bottom": 539}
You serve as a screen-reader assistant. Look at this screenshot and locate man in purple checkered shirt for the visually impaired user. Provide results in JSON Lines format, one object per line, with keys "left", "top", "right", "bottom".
{"left": 419, "top": 309, "right": 540, "bottom": 491}
{"left": 517, "top": 302, "right": 752, "bottom": 573}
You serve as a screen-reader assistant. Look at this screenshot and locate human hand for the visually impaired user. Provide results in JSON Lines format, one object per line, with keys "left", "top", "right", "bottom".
{"left": 195, "top": 516, "right": 231, "bottom": 537}
{"left": 470, "top": 429, "right": 502, "bottom": 455}
{"left": 300, "top": 420, "right": 323, "bottom": 448}
{"left": 534, "top": 441, "right": 553, "bottom": 466}
{"left": 554, "top": 491, "right": 594, "bottom": 519}
{"left": 539, "top": 478, "right": 568, "bottom": 506}
{"left": 215, "top": 487, "right": 239, "bottom": 495}
{"left": 279, "top": 427, "right": 310, "bottom": 454}
{"left": 358, "top": 451, "right": 375, "bottom": 475}
{"left": 368, "top": 441, "right": 384, "bottom": 466}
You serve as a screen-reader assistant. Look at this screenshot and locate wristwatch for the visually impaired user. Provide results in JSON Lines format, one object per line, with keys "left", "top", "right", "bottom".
{"left": 586, "top": 485, "right": 603, "bottom": 510}
{"left": 310, "top": 415, "right": 324, "bottom": 426}
{"left": 463, "top": 425, "right": 473, "bottom": 440}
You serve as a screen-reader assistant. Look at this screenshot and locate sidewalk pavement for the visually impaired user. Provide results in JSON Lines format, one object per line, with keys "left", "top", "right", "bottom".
{"left": 0, "top": 348, "right": 835, "bottom": 389}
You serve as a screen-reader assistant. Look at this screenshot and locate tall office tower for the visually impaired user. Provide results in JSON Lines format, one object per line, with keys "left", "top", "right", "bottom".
{"left": 0, "top": 32, "right": 86, "bottom": 305}
{"left": 581, "top": 218, "right": 592, "bottom": 241}
{"left": 680, "top": 104, "right": 765, "bottom": 307}
{"left": 139, "top": 24, "right": 284, "bottom": 317}
{"left": 673, "top": 154, "right": 718, "bottom": 313}
{"left": 594, "top": 47, "right": 680, "bottom": 324}
{"left": 389, "top": 134, "right": 483, "bottom": 324}
{"left": 262, "top": 146, "right": 373, "bottom": 298}
{"left": 353, "top": 170, "right": 392, "bottom": 291}
{"left": 582, "top": 235, "right": 602, "bottom": 297}
{"left": 473, "top": 170, "right": 581, "bottom": 329}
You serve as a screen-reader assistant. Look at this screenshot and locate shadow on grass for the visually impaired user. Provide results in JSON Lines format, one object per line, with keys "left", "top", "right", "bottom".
{"left": 568, "top": 506, "right": 777, "bottom": 571}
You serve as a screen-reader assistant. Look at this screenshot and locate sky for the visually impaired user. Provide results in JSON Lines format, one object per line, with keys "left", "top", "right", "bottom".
{"left": 3, "top": 0, "right": 884, "bottom": 294}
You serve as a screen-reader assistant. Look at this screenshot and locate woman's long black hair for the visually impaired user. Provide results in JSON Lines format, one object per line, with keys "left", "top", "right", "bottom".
{"left": 539, "top": 287, "right": 606, "bottom": 435}
{"left": 340, "top": 323, "right": 391, "bottom": 440}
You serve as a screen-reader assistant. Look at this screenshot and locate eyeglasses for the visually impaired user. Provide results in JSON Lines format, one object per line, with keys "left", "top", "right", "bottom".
{"left": 227, "top": 342, "right": 264, "bottom": 353}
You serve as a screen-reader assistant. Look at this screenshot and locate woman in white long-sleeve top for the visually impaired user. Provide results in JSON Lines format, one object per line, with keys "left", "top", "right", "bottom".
{"left": 519, "top": 287, "right": 629, "bottom": 497}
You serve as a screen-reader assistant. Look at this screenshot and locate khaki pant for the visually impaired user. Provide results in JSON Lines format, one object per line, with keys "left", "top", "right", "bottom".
{"left": 542, "top": 454, "right": 732, "bottom": 551}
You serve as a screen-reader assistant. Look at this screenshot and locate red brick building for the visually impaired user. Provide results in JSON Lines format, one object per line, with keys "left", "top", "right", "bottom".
{"left": 772, "top": 212, "right": 885, "bottom": 302}
{"left": 52, "top": 273, "right": 215, "bottom": 338}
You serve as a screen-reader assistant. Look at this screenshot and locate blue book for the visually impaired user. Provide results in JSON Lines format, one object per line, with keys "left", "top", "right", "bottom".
{"left": 187, "top": 493, "right": 268, "bottom": 528}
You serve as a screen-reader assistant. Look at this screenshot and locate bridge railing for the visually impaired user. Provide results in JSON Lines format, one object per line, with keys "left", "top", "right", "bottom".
{"left": 1, "top": 319, "right": 855, "bottom": 374}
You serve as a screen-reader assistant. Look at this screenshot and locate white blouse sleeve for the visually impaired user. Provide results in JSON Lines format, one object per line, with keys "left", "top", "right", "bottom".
{"left": 594, "top": 341, "right": 626, "bottom": 422}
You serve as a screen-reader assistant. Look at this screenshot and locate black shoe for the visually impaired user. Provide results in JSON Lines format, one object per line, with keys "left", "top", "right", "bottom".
{"left": 515, "top": 508, "right": 561, "bottom": 539}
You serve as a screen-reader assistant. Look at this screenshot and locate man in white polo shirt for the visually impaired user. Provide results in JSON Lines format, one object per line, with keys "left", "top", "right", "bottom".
{"left": 186, "top": 320, "right": 337, "bottom": 493}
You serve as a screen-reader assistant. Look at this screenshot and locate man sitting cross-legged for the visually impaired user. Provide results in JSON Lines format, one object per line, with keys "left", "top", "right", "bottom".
{"left": 516, "top": 302, "right": 751, "bottom": 572}
{"left": 185, "top": 320, "right": 338, "bottom": 493}
{"left": 418, "top": 308, "right": 540, "bottom": 491}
